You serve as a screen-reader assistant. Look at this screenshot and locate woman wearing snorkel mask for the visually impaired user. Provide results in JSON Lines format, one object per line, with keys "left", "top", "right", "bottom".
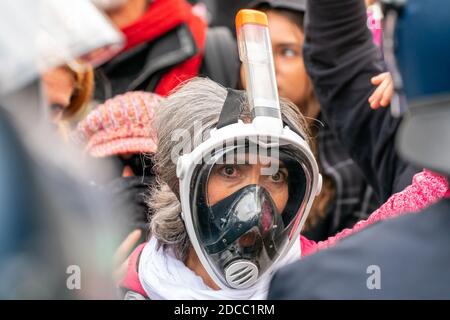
{"left": 117, "top": 10, "right": 448, "bottom": 300}
{"left": 117, "top": 76, "right": 447, "bottom": 300}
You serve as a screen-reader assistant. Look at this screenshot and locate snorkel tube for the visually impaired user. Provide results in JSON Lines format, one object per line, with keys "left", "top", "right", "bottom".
{"left": 236, "top": 9, "right": 283, "bottom": 135}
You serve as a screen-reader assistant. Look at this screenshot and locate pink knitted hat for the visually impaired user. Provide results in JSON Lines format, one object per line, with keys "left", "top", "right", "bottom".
{"left": 75, "top": 91, "right": 162, "bottom": 158}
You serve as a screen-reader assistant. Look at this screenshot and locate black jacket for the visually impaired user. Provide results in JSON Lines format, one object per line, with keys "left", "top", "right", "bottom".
{"left": 302, "top": 0, "right": 418, "bottom": 203}
{"left": 94, "top": 24, "right": 239, "bottom": 102}
{"left": 268, "top": 197, "right": 450, "bottom": 299}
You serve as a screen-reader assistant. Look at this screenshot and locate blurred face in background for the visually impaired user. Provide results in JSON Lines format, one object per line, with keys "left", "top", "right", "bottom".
{"left": 41, "top": 62, "right": 94, "bottom": 127}
{"left": 240, "top": 9, "right": 316, "bottom": 118}
{"left": 41, "top": 66, "right": 76, "bottom": 121}
{"left": 267, "top": 10, "right": 311, "bottom": 111}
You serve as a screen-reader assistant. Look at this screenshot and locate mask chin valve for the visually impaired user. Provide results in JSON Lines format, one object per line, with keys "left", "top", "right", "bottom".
{"left": 225, "top": 260, "right": 259, "bottom": 289}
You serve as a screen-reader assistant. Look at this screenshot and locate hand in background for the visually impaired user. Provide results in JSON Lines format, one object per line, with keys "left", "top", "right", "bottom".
{"left": 113, "top": 229, "right": 142, "bottom": 286}
{"left": 369, "top": 72, "right": 394, "bottom": 109}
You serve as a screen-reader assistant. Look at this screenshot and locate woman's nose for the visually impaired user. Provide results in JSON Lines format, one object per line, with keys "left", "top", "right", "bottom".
{"left": 238, "top": 230, "right": 257, "bottom": 247}
{"left": 245, "top": 164, "right": 263, "bottom": 185}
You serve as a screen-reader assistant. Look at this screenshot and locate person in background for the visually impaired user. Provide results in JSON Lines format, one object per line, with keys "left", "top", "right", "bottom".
{"left": 75, "top": 91, "right": 160, "bottom": 177}
{"left": 92, "top": 0, "right": 240, "bottom": 103}
{"left": 75, "top": 91, "right": 162, "bottom": 256}
{"left": 0, "top": 0, "right": 125, "bottom": 299}
{"left": 91, "top": 0, "right": 207, "bottom": 101}
{"left": 268, "top": 0, "right": 450, "bottom": 299}
{"left": 244, "top": 0, "right": 394, "bottom": 241}
{"left": 42, "top": 61, "right": 94, "bottom": 140}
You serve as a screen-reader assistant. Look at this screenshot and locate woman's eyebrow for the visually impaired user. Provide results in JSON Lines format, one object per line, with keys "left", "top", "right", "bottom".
{"left": 277, "top": 42, "right": 300, "bottom": 47}
{"left": 274, "top": 42, "right": 303, "bottom": 49}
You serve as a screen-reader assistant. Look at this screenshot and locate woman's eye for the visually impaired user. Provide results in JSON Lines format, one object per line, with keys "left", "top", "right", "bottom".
{"left": 272, "top": 173, "right": 281, "bottom": 181}
{"left": 270, "top": 171, "right": 287, "bottom": 183}
{"left": 282, "top": 48, "right": 298, "bottom": 58}
{"left": 222, "top": 165, "right": 236, "bottom": 177}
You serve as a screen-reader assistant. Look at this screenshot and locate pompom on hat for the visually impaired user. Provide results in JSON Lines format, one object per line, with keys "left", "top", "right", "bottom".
{"left": 75, "top": 91, "right": 162, "bottom": 158}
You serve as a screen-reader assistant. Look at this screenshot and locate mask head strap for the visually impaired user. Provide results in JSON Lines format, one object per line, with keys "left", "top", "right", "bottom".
{"left": 217, "top": 88, "right": 243, "bottom": 129}
{"left": 217, "top": 88, "right": 307, "bottom": 140}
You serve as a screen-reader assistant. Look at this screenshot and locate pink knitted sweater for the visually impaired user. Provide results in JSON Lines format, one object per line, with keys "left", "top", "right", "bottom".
{"left": 300, "top": 170, "right": 450, "bottom": 256}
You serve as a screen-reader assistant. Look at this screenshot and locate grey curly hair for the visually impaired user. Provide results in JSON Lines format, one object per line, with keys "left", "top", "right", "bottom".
{"left": 148, "top": 77, "right": 310, "bottom": 262}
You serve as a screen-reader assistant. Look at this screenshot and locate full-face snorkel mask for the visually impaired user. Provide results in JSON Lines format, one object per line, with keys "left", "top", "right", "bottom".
{"left": 176, "top": 10, "right": 322, "bottom": 290}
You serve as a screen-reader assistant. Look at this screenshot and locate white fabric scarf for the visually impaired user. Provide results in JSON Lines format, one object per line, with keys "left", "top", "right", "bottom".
{"left": 139, "top": 236, "right": 302, "bottom": 300}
